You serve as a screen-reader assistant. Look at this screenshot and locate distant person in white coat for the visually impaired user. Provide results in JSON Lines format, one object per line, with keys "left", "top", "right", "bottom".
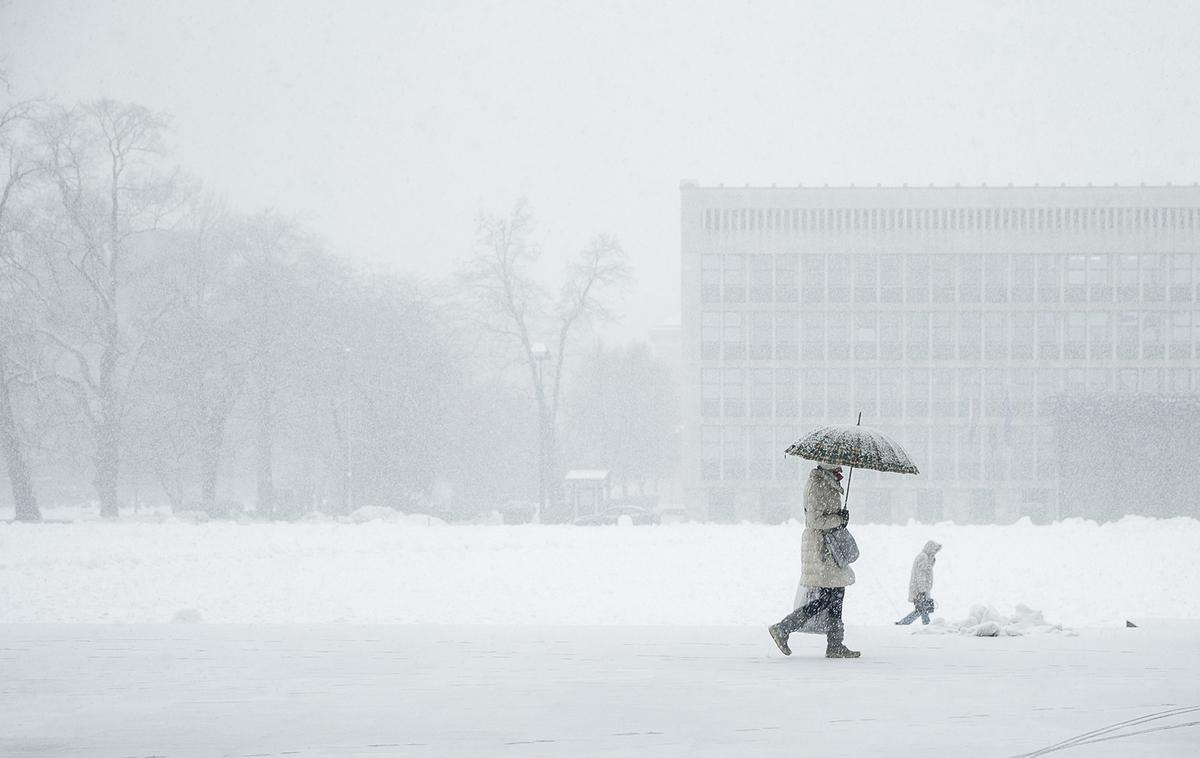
{"left": 896, "top": 540, "right": 942, "bottom": 625}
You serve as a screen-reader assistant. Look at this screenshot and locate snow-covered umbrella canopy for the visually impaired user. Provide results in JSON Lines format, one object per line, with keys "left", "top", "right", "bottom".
{"left": 785, "top": 424, "right": 920, "bottom": 475}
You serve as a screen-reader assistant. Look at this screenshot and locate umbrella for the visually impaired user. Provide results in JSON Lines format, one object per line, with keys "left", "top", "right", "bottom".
{"left": 784, "top": 423, "right": 920, "bottom": 475}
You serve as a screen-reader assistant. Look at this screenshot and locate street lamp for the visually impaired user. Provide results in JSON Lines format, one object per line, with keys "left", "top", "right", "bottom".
{"left": 531, "top": 342, "right": 550, "bottom": 523}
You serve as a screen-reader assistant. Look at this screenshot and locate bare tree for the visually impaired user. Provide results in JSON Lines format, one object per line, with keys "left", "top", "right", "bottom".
{"left": 460, "top": 200, "right": 629, "bottom": 517}
{"left": 0, "top": 94, "right": 44, "bottom": 521}
{"left": 37, "top": 99, "right": 185, "bottom": 517}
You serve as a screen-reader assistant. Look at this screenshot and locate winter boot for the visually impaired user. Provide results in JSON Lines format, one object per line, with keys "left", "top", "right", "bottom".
{"left": 825, "top": 624, "right": 860, "bottom": 659}
{"left": 768, "top": 624, "right": 791, "bottom": 656}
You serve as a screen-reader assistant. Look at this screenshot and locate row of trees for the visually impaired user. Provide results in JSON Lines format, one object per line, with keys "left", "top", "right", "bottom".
{"left": 0, "top": 90, "right": 679, "bottom": 522}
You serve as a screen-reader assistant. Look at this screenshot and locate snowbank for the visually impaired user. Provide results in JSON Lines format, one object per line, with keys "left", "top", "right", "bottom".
{"left": 915, "top": 603, "right": 1077, "bottom": 636}
{"left": 2, "top": 516, "right": 1198, "bottom": 626}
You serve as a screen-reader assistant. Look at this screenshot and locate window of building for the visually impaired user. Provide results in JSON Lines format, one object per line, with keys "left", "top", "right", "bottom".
{"left": 1011, "top": 312, "right": 1034, "bottom": 360}
{"left": 983, "top": 312, "right": 1006, "bottom": 361}
{"left": 854, "top": 311, "right": 878, "bottom": 359}
{"left": 776, "top": 369, "right": 798, "bottom": 418}
{"left": 723, "top": 312, "right": 745, "bottom": 359}
{"left": 958, "top": 311, "right": 981, "bottom": 359}
{"left": 701, "top": 254, "right": 721, "bottom": 303}
{"left": 750, "top": 369, "right": 773, "bottom": 417}
{"left": 1171, "top": 311, "right": 1192, "bottom": 360}
{"left": 701, "top": 369, "right": 720, "bottom": 417}
{"left": 776, "top": 426, "right": 800, "bottom": 480}
{"left": 906, "top": 368, "right": 930, "bottom": 417}
{"left": 827, "top": 255, "right": 850, "bottom": 303}
{"left": 1065, "top": 255, "right": 1087, "bottom": 302}
{"left": 827, "top": 318, "right": 850, "bottom": 360}
{"left": 1037, "top": 256, "right": 1061, "bottom": 302}
{"left": 775, "top": 311, "right": 797, "bottom": 360}
{"left": 856, "top": 369, "right": 879, "bottom": 417}
{"left": 984, "top": 254, "right": 1009, "bottom": 303}
{"left": 1012, "top": 255, "right": 1035, "bottom": 302}
{"left": 906, "top": 255, "right": 930, "bottom": 303}
{"left": 723, "top": 426, "right": 745, "bottom": 481}
{"left": 1089, "top": 311, "right": 1112, "bottom": 359}
{"left": 801, "top": 368, "right": 825, "bottom": 419}
{"left": 959, "top": 256, "right": 982, "bottom": 303}
{"left": 959, "top": 369, "right": 980, "bottom": 420}
{"left": 879, "top": 312, "right": 902, "bottom": 360}
{"left": 749, "top": 255, "right": 772, "bottom": 303}
{"left": 1169, "top": 368, "right": 1192, "bottom": 395}
{"left": 880, "top": 256, "right": 902, "bottom": 303}
{"left": 1142, "top": 313, "right": 1164, "bottom": 359}
{"left": 775, "top": 254, "right": 798, "bottom": 302}
{"left": 1036, "top": 426, "right": 1057, "bottom": 480}
{"left": 701, "top": 427, "right": 721, "bottom": 481}
{"left": 749, "top": 426, "right": 774, "bottom": 481}
{"left": 1036, "top": 368, "right": 1061, "bottom": 416}
{"left": 1064, "top": 312, "right": 1086, "bottom": 359}
{"left": 800, "top": 255, "right": 825, "bottom": 303}
{"left": 1037, "top": 312, "right": 1060, "bottom": 360}
{"left": 932, "top": 369, "right": 955, "bottom": 418}
{"left": 1116, "top": 311, "right": 1139, "bottom": 360}
{"left": 1116, "top": 255, "right": 1139, "bottom": 302}
{"left": 749, "top": 311, "right": 772, "bottom": 360}
{"left": 723, "top": 368, "right": 745, "bottom": 417}
{"left": 723, "top": 254, "right": 746, "bottom": 303}
{"left": 931, "top": 255, "right": 955, "bottom": 302}
{"left": 801, "top": 310, "right": 825, "bottom": 360}
{"left": 853, "top": 254, "right": 878, "bottom": 303}
{"left": 1088, "top": 255, "right": 1112, "bottom": 302}
{"left": 701, "top": 311, "right": 720, "bottom": 360}
{"left": 1011, "top": 368, "right": 1034, "bottom": 416}
{"left": 905, "top": 311, "right": 929, "bottom": 360}
{"left": 1170, "top": 254, "right": 1194, "bottom": 302}
{"left": 1142, "top": 368, "right": 1162, "bottom": 394}
{"left": 1117, "top": 368, "right": 1139, "bottom": 394}
{"left": 879, "top": 370, "right": 901, "bottom": 417}
{"left": 1142, "top": 255, "right": 1166, "bottom": 302}
{"left": 931, "top": 312, "right": 953, "bottom": 360}
{"left": 1087, "top": 368, "right": 1111, "bottom": 394}
{"left": 827, "top": 369, "right": 850, "bottom": 418}
{"left": 958, "top": 426, "right": 981, "bottom": 480}
{"left": 1065, "top": 368, "right": 1086, "bottom": 395}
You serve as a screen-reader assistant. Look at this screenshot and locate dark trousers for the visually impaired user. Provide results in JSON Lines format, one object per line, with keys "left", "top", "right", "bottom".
{"left": 777, "top": 586, "right": 845, "bottom": 637}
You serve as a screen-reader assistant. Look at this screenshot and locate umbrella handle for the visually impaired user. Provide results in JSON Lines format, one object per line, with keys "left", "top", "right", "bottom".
{"left": 843, "top": 412, "right": 862, "bottom": 510}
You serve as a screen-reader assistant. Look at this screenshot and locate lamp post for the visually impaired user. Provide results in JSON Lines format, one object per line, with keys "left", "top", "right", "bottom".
{"left": 531, "top": 342, "right": 550, "bottom": 523}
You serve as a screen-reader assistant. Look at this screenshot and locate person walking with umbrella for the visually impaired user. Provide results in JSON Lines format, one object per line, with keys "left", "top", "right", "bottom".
{"left": 769, "top": 421, "right": 921, "bottom": 659}
{"left": 768, "top": 461, "right": 860, "bottom": 658}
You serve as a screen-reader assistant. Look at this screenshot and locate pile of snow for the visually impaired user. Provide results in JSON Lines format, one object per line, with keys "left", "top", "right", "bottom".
{"left": 1, "top": 516, "right": 1198, "bottom": 626}
{"left": 344, "top": 506, "right": 446, "bottom": 526}
{"left": 916, "top": 603, "right": 1076, "bottom": 636}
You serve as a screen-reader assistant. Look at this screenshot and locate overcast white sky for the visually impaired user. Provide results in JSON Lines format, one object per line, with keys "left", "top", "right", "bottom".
{"left": 4, "top": 0, "right": 1200, "bottom": 340}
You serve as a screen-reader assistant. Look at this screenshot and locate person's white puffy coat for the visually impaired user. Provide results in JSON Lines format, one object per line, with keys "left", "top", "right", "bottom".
{"left": 798, "top": 467, "right": 855, "bottom": 588}
{"left": 908, "top": 540, "right": 942, "bottom": 602}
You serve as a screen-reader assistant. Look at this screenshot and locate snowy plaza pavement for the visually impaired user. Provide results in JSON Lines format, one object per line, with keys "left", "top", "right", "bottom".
{"left": 2, "top": 622, "right": 1199, "bottom": 757}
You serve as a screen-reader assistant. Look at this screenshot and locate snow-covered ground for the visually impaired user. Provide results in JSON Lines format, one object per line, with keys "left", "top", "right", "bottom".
{"left": 4, "top": 516, "right": 1199, "bottom": 756}
{"left": 2, "top": 623, "right": 1198, "bottom": 757}
{"left": 2, "top": 515, "right": 1199, "bottom": 626}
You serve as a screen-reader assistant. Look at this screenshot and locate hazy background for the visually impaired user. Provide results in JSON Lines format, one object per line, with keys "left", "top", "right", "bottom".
{"left": 7, "top": 0, "right": 1200, "bottom": 342}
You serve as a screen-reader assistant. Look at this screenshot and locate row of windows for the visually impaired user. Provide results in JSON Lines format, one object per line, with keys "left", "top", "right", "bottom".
{"left": 699, "top": 366, "right": 1200, "bottom": 420}
{"left": 699, "top": 422, "right": 1059, "bottom": 483}
{"left": 700, "top": 253, "right": 1200, "bottom": 305}
{"left": 701, "top": 206, "right": 1200, "bottom": 234}
{"left": 701, "top": 309, "right": 1200, "bottom": 362}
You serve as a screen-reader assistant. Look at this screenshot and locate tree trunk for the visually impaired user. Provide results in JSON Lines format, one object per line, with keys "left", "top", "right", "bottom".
{"left": 0, "top": 349, "right": 40, "bottom": 522}
{"left": 95, "top": 301, "right": 121, "bottom": 519}
{"left": 255, "top": 382, "right": 274, "bottom": 519}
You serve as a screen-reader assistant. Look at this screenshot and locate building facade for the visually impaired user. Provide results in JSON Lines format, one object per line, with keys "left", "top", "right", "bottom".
{"left": 680, "top": 183, "right": 1200, "bottom": 523}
